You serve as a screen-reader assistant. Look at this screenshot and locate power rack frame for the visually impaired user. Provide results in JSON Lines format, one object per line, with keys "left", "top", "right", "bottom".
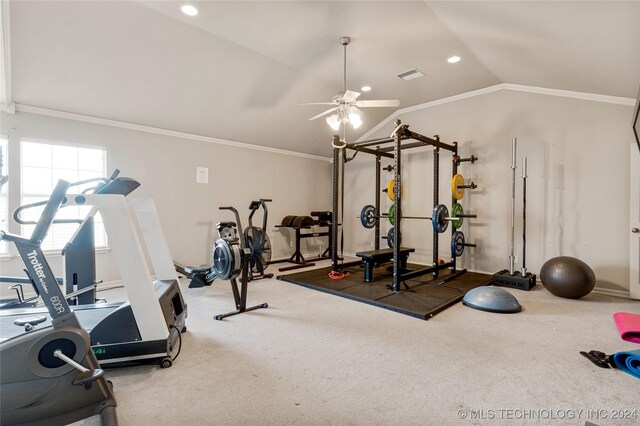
{"left": 331, "top": 120, "right": 462, "bottom": 292}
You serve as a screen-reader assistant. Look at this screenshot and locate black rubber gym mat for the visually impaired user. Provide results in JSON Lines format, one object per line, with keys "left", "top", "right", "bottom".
{"left": 277, "top": 264, "right": 492, "bottom": 320}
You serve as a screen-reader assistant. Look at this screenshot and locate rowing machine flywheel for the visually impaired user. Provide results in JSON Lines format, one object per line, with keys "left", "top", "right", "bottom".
{"left": 212, "top": 238, "right": 243, "bottom": 280}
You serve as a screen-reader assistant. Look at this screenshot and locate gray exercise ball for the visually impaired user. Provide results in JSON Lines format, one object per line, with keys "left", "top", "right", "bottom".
{"left": 539, "top": 256, "right": 595, "bottom": 299}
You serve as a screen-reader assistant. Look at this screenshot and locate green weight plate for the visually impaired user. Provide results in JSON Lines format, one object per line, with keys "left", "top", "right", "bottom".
{"left": 451, "top": 203, "right": 464, "bottom": 230}
{"left": 388, "top": 204, "right": 402, "bottom": 225}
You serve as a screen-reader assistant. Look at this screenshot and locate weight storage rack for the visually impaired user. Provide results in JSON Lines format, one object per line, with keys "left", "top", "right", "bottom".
{"left": 278, "top": 120, "right": 491, "bottom": 320}
{"left": 332, "top": 120, "right": 473, "bottom": 291}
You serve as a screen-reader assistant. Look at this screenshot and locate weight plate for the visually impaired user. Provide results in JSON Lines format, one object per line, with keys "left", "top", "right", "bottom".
{"left": 431, "top": 204, "right": 449, "bottom": 233}
{"left": 360, "top": 205, "right": 377, "bottom": 229}
{"left": 281, "top": 215, "right": 296, "bottom": 226}
{"left": 388, "top": 204, "right": 402, "bottom": 225}
{"left": 387, "top": 227, "right": 402, "bottom": 248}
{"left": 452, "top": 174, "right": 465, "bottom": 200}
{"left": 387, "top": 179, "right": 395, "bottom": 201}
{"left": 451, "top": 230, "right": 465, "bottom": 257}
{"left": 451, "top": 203, "right": 464, "bottom": 230}
{"left": 387, "top": 179, "right": 402, "bottom": 201}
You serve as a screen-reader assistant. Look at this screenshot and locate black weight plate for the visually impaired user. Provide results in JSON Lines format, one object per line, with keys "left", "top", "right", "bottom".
{"left": 451, "top": 230, "right": 465, "bottom": 257}
{"left": 360, "top": 205, "right": 377, "bottom": 229}
{"left": 387, "top": 227, "right": 402, "bottom": 248}
{"left": 432, "top": 204, "right": 449, "bottom": 233}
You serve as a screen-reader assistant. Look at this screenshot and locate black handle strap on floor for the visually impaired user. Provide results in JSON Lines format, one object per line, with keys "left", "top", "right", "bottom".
{"left": 580, "top": 350, "right": 617, "bottom": 369}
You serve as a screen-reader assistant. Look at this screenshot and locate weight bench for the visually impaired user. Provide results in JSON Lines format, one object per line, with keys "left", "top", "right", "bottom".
{"left": 355, "top": 247, "right": 415, "bottom": 283}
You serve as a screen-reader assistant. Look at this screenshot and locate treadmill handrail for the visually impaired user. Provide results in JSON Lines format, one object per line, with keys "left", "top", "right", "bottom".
{"left": 30, "top": 180, "right": 70, "bottom": 244}
{"left": 12, "top": 170, "right": 121, "bottom": 226}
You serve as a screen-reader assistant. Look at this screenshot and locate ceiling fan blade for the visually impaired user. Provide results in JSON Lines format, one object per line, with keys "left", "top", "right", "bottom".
{"left": 355, "top": 99, "right": 400, "bottom": 108}
{"left": 308, "top": 107, "right": 339, "bottom": 121}
{"left": 342, "top": 90, "right": 361, "bottom": 102}
{"left": 297, "top": 102, "right": 336, "bottom": 106}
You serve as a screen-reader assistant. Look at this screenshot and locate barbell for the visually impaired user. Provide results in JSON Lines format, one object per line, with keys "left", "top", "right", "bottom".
{"left": 360, "top": 203, "right": 476, "bottom": 233}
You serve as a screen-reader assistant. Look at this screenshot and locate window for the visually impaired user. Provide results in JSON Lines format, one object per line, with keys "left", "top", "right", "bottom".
{"left": 0, "top": 138, "right": 8, "bottom": 254}
{"left": 20, "top": 141, "right": 107, "bottom": 251}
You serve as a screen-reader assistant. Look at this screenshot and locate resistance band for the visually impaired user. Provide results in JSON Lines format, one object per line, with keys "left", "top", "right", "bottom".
{"left": 328, "top": 270, "right": 350, "bottom": 280}
{"left": 612, "top": 350, "right": 640, "bottom": 380}
{"left": 613, "top": 312, "right": 640, "bottom": 344}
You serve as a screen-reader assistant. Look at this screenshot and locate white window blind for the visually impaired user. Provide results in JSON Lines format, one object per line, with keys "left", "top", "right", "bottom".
{"left": 0, "top": 139, "right": 8, "bottom": 254}
{"left": 20, "top": 141, "right": 107, "bottom": 251}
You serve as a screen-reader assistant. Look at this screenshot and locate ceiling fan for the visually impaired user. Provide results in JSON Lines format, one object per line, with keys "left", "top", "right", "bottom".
{"left": 299, "top": 36, "right": 400, "bottom": 131}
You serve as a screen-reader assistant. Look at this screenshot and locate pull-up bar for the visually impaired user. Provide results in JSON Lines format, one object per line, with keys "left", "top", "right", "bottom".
{"left": 344, "top": 124, "right": 456, "bottom": 154}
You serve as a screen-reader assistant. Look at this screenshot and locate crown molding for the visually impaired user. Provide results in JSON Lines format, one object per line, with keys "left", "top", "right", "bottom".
{"left": 504, "top": 83, "right": 636, "bottom": 106}
{"left": 357, "top": 83, "right": 635, "bottom": 142}
{"left": 12, "top": 104, "right": 331, "bottom": 162}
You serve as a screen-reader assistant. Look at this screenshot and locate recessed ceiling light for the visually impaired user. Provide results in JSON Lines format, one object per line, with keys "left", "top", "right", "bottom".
{"left": 447, "top": 55, "right": 461, "bottom": 64}
{"left": 361, "top": 86, "right": 372, "bottom": 92}
{"left": 180, "top": 4, "right": 198, "bottom": 16}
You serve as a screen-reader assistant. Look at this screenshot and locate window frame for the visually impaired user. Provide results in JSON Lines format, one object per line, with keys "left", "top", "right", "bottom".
{"left": 0, "top": 136, "right": 9, "bottom": 255}
{"left": 18, "top": 138, "right": 109, "bottom": 254}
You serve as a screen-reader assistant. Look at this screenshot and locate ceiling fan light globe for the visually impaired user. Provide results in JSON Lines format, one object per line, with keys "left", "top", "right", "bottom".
{"left": 348, "top": 111, "right": 362, "bottom": 129}
{"left": 326, "top": 115, "right": 341, "bottom": 131}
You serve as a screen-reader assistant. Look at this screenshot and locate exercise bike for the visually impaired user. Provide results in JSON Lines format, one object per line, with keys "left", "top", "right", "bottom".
{"left": 175, "top": 198, "right": 273, "bottom": 287}
{"left": 210, "top": 199, "right": 272, "bottom": 320}
{"left": 0, "top": 180, "right": 118, "bottom": 425}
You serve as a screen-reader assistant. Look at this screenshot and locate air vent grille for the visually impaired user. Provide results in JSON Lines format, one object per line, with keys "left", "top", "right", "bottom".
{"left": 397, "top": 68, "right": 425, "bottom": 81}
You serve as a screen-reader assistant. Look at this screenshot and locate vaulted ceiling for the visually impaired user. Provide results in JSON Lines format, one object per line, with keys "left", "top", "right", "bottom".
{"left": 4, "top": 1, "right": 639, "bottom": 156}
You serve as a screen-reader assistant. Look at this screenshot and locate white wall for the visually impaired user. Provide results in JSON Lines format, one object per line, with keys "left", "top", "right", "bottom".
{"left": 0, "top": 111, "right": 332, "bottom": 285}
{"left": 343, "top": 90, "right": 634, "bottom": 293}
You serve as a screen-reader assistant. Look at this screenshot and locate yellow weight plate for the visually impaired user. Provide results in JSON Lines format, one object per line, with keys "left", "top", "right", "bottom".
{"left": 452, "top": 174, "right": 465, "bottom": 200}
{"left": 387, "top": 179, "right": 402, "bottom": 201}
{"left": 387, "top": 179, "right": 395, "bottom": 201}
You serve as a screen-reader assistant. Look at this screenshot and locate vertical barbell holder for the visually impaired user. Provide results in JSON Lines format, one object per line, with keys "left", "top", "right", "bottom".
{"left": 375, "top": 150, "right": 381, "bottom": 250}
{"left": 509, "top": 137, "right": 517, "bottom": 276}
{"left": 392, "top": 119, "right": 402, "bottom": 292}
{"left": 521, "top": 157, "right": 528, "bottom": 277}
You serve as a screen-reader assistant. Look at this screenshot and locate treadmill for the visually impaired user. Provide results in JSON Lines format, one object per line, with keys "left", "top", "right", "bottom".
{"left": 0, "top": 177, "right": 187, "bottom": 368}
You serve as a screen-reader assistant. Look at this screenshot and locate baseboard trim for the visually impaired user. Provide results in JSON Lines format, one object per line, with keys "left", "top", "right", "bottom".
{"left": 591, "top": 287, "right": 631, "bottom": 299}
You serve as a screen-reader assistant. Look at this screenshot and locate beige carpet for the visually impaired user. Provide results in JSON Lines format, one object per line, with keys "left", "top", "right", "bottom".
{"left": 100, "top": 262, "right": 638, "bottom": 425}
